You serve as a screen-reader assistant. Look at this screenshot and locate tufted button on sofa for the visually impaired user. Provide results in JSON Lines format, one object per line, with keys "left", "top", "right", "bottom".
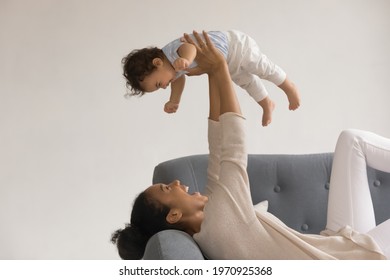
{"left": 143, "top": 153, "right": 390, "bottom": 259}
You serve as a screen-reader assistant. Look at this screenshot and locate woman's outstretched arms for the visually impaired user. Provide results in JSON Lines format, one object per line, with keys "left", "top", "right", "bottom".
{"left": 184, "top": 31, "right": 249, "bottom": 198}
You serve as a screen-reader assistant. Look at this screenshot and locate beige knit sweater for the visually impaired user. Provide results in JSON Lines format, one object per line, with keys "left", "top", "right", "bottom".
{"left": 193, "top": 113, "right": 386, "bottom": 260}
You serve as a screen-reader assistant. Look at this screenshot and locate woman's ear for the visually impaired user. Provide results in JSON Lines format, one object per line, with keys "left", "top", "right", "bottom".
{"left": 166, "top": 209, "right": 182, "bottom": 224}
{"left": 152, "top": 58, "right": 163, "bottom": 67}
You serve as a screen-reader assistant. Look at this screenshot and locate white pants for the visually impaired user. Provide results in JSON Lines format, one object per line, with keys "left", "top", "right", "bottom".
{"left": 225, "top": 30, "right": 286, "bottom": 102}
{"left": 326, "top": 129, "right": 390, "bottom": 258}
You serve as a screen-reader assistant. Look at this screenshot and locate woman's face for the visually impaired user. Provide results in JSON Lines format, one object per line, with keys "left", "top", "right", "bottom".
{"left": 146, "top": 180, "right": 208, "bottom": 221}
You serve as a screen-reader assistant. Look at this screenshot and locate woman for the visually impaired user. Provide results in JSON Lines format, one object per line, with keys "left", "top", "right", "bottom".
{"left": 112, "top": 31, "right": 390, "bottom": 260}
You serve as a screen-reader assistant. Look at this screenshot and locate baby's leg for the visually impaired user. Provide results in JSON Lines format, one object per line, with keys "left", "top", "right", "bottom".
{"left": 237, "top": 33, "right": 300, "bottom": 111}
{"left": 231, "top": 73, "right": 274, "bottom": 126}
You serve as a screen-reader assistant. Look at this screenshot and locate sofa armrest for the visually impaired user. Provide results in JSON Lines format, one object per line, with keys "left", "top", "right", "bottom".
{"left": 143, "top": 230, "right": 205, "bottom": 260}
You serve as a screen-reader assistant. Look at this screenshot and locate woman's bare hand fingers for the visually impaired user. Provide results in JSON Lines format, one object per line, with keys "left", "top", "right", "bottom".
{"left": 183, "top": 33, "right": 199, "bottom": 49}
{"left": 192, "top": 31, "right": 205, "bottom": 48}
{"left": 202, "top": 31, "right": 213, "bottom": 48}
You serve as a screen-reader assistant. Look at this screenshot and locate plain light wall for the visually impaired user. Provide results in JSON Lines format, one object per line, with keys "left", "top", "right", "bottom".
{"left": 0, "top": 0, "right": 389, "bottom": 259}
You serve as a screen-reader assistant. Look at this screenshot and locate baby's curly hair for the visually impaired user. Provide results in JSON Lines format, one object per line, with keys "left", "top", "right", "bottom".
{"left": 122, "top": 47, "right": 165, "bottom": 97}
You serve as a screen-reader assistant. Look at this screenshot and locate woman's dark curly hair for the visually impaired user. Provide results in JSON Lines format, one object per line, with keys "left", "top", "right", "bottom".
{"left": 122, "top": 47, "right": 165, "bottom": 97}
{"left": 111, "top": 190, "right": 176, "bottom": 259}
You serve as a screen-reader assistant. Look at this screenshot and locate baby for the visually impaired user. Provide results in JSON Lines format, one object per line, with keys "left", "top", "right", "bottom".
{"left": 122, "top": 30, "right": 300, "bottom": 126}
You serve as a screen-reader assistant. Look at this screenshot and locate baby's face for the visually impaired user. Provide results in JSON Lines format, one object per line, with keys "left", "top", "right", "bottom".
{"left": 140, "top": 62, "right": 176, "bottom": 93}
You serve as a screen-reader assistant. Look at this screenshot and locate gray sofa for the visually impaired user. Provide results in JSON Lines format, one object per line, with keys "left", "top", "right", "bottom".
{"left": 143, "top": 153, "right": 390, "bottom": 259}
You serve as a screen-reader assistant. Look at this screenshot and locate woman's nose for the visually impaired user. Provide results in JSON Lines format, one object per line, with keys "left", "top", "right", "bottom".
{"left": 172, "top": 180, "right": 180, "bottom": 186}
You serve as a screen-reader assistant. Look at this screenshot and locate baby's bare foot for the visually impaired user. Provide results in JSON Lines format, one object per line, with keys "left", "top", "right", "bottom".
{"left": 287, "top": 89, "right": 300, "bottom": 110}
{"left": 258, "top": 97, "right": 275, "bottom": 127}
{"left": 285, "top": 83, "right": 300, "bottom": 110}
{"left": 279, "top": 79, "right": 301, "bottom": 110}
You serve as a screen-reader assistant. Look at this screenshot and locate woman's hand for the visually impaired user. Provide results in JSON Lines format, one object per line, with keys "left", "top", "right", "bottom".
{"left": 183, "top": 31, "right": 226, "bottom": 76}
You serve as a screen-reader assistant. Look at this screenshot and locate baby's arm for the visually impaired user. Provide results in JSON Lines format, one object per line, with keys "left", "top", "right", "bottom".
{"left": 164, "top": 75, "right": 185, "bottom": 113}
{"left": 164, "top": 43, "right": 196, "bottom": 113}
{"left": 172, "top": 43, "right": 197, "bottom": 71}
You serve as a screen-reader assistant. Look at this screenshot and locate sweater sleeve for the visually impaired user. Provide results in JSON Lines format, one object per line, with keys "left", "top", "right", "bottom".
{"left": 205, "top": 119, "right": 221, "bottom": 194}
{"left": 218, "top": 112, "right": 250, "bottom": 193}
{"left": 205, "top": 113, "right": 250, "bottom": 195}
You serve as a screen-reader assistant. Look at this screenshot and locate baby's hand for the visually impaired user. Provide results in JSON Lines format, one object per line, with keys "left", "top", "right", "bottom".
{"left": 164, "top": 101, "right": 179, "bottom": 114}
{"left": 173, "top": 58, "right": 190, "bottom": 71}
